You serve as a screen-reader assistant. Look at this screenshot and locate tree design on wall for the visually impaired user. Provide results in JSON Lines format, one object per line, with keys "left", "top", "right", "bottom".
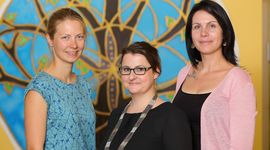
{"left": 0, "top": 0, "right": 195, "bottom": 148}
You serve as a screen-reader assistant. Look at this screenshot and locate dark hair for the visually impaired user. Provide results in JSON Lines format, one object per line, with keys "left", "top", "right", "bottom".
{"left": 47, "top": 8, "right": 86, "bottom": 39}
{"left": 185, "top": 0, "right": 237, "bottom": 67}
{"left": 120, "top": 41, "right": 161, "bottom": 75}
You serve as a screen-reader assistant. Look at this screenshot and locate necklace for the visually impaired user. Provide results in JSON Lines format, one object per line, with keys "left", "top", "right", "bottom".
{"left": 187, "top": 70, "right": 197, "bottom": 79}
{"left": 104, "top": 93, "right": 158, "bottom": 150}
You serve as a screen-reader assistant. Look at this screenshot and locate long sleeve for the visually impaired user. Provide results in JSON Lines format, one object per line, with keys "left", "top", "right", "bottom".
{"left": 229, "top": 81, "right": 257, "bottom": 150}
{"left": 200, "top": 67, "right": 257, "bottom": 150}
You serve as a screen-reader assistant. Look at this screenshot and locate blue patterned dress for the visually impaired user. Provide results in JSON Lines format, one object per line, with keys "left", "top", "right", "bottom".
{"left": 25, "top": 71, "right": 96, "bottom": 150}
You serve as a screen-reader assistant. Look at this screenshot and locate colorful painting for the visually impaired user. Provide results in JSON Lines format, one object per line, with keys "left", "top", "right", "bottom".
{"left": 0, "top": 0, "right": 199, "bottom": 149}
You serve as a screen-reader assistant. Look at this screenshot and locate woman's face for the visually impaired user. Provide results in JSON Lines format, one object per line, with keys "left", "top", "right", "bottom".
{"left": 120, "top": 53, "right": 159, "bottom": 95}
{"left": 46, "top": 19, "right": 85, "bottom": 64}
{"left": 191, "top": 10, "right": 223, "bottom": 55}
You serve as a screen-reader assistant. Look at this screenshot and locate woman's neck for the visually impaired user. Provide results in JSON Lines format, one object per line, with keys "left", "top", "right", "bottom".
{"left": 199, "top": 52, "right": 232, "bottom": 73}
{"left": 44, "top": 61, "right": 75, "bottom": 83}
{"left": 127, "top": 90, "right": 157, "bottom": 113}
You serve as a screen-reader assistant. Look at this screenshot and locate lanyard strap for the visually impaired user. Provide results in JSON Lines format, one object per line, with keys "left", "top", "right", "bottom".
{"left": 105, "top": 93, "right": 158, "bottom": 150}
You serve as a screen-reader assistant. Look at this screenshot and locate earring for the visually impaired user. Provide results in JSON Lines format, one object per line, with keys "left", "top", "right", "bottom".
{"left": 223, "top": 42, "right": 227, "bottom": 47}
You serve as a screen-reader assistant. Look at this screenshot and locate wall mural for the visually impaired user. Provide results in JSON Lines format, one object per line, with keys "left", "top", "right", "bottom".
{"left": 0, "top": 0, "right": 198, "bottom": 149}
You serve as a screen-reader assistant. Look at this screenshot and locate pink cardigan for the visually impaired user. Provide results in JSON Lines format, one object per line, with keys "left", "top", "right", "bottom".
{"left": 174, "top": 65, "right": 257, "bottom": 150}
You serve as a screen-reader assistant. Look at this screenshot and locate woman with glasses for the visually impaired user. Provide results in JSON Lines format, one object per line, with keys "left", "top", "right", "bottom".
{"left": 100, "top": 41, "right": 192, "bottom": 150}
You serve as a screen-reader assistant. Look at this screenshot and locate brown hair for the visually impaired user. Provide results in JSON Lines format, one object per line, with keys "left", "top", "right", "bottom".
{"left": 47, "top": 8, "right": 86, "bottom": 39}
{"left": 120, "top": 41, "right": 161, "bottom": 75}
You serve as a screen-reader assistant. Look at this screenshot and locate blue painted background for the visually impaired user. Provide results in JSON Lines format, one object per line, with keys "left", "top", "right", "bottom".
{"left": 0, "top": 0, "right": 195, "bottom": 149}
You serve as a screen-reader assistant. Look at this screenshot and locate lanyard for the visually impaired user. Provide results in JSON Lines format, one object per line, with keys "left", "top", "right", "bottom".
{"left": 105, "top": 93, "right": 158, "bottom": 150}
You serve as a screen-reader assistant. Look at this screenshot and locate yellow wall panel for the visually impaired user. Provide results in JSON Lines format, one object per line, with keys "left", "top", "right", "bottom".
{"left": 0, "top": 121, "right": 15, "bottom": 150}
{"left": 223, "top": 0, "right": 266, "bottom": 149}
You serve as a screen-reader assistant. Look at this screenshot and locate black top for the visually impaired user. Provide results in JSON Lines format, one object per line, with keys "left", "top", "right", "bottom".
{"left": 100, "top": 102, "right": 192, "bottom": 150}
{"left": 173, "top": 84, "right": 210, "bottom": 150}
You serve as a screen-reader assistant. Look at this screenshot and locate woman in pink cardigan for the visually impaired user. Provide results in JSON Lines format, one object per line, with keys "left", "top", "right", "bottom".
{"left": 172, "top": 1, "right": 257, "bottom": 150}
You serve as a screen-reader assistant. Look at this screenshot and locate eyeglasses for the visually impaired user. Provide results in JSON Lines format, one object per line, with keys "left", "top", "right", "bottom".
{"left": 119, "top": 66, "right": 152, "bottom": 75}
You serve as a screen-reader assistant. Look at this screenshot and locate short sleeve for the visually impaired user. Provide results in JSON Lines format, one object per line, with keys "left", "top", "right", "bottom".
{"left": 24, "top": 74, "right": 51, "bottom": 104}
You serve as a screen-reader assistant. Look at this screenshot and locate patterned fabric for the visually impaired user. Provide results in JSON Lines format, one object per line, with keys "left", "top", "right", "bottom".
{"left": 25, "top": 71, "right": 96, "bottom": 150}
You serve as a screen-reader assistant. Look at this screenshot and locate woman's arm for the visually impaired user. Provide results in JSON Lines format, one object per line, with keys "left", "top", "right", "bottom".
{"left": 229, "top": 82, "right": 257, "bottom": 150}
{"left": 24, "top": 90, "right": 47, "bottom": 150}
